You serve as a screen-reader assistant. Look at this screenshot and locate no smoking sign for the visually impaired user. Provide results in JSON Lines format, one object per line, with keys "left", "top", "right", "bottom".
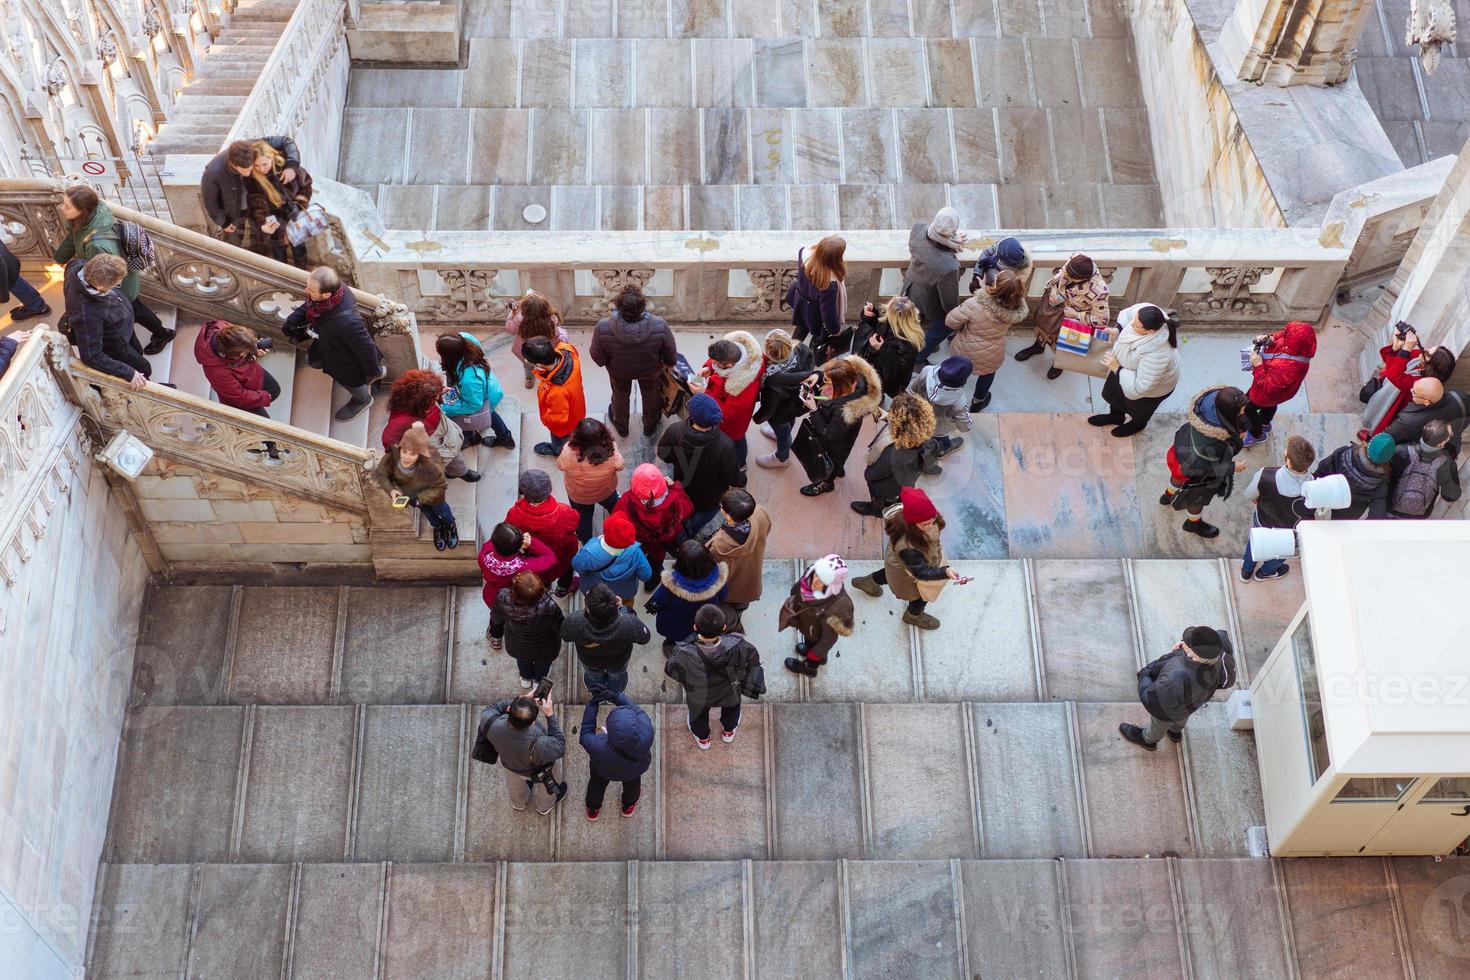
{"left": 59, "top": 158, "right": 119, "bottom": 185}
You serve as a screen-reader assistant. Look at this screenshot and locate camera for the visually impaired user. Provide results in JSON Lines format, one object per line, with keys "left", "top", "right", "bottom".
{"left": 1395, "top": 321, "right": 1412, "bottom": 339}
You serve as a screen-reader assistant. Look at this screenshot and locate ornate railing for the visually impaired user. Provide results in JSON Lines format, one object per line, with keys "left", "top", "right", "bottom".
{"left": 0, "top": 179, "right": 422, "bottom": 377}
{"left": 224, "top": 0, "right": 349, "bottom": 149}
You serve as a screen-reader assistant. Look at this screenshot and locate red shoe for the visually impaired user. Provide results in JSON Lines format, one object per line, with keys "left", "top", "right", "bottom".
{"left": 621, "top": 802, "right": 637, "bottom": 818}
{"left": 586, "top": 807, "right": 600, "bottom": 821}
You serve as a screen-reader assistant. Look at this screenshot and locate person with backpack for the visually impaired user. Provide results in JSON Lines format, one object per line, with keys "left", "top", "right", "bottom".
{"left": 1313, "top": 433, "right": 1394, "bottom": 519}
{"left": 664, "top": 604, "right": 764, "bottom": 749}
{"left": 852, "top": 392, "right": 939, "bottom": 518}
{"left": 779, "top": 555, "right": 855, "bottom": 678}
{"left": 612, "top": 464, "right": 694, "bottom": 590}
{"left": 580, "top": 690, "right": 653, "bottom": 821}
{"left": 54, "top": 185, "right": 172, "bottom": 354}
{"left": 1119, "top": 626, "right": 1237, "bottom": 751}
{"left": 1242, "top": 321, "right": 1315, "bottom": 446}
{"left": 645, "top": 540, "right": 730, "bottom": 655}
{"left": 1160, "top": 386, "right": 1250, "bottom": 538}
{"left": 1240, "top": 436, "right": 1316, "bottom": 582}
{"left": 1388, "top": 419, "right": 1462, "bottom": 519}
{"left": 475, "top": 693, "right": 567, "bottom": 814}
{"left": 572, "top": 512, "right": 653, "bottom": 604}
{"left": 561, "top": 582, "right": 651, "bottom": 695}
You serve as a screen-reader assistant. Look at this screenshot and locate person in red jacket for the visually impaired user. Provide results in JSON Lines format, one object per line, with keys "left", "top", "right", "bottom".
{"left": 505, "top": 468, "right": 581, "bottom": 596}
{"left": 381, "top": 369, "right": 480, "bottom": 482}
{"left": 1366, "top": 326, "right": 1456, "bottom": 438}
{"left": 696, "top": 330, "right": 765, "bottom": 467}
{"left": 612, "top": 463, "right": 695, "bottom": 591}
{"left": 524, "top": 335, "right": 586, "bottom": 458}
{"left": 1242, "top": 321, "right": 1316, "bottom": 447}
{"left": 479, "top": 521, "right": 557, "bottom": 615}
{"left": 194, "top": 320, "right": 278, "bottom": 417}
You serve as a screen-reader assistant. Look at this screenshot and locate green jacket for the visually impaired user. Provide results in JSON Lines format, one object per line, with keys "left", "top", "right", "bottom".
{"left": 53, "top": 201, "right": 140, "bottom": 300}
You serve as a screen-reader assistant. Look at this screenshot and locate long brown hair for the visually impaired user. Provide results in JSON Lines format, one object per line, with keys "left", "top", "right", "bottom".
{"left": 216, "top": 324, "right": 260, "bottom": 362}
{"left": 987, "top": 269, "right": 1025, "bottom": 308}
{"left": 820, "top": 357, "right": 860, "bottom": 398}
{"left": 884, "top": 509, "right": 946, "bottom": 552}
{"left": 517, "top": 293, "right": 560, "bottom": 341}
{"left": 804, "top": 236, "right": 847, "bottom": 290}
{"left": 436, "top": 332, "right": 488, "bottom": 378}
{"left": 63, "top": 185, "right": 99, "bottom": 229}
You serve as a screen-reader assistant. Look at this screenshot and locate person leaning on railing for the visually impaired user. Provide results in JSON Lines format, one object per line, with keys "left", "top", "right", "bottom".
{"left": 201, "top": 136, "right": 300, "bottom": 248}
{"left": 63, "top": 254, "right": 150, "bottom": 391}
{"left": 245, "top": 139, "right": 313, "bottom": 269}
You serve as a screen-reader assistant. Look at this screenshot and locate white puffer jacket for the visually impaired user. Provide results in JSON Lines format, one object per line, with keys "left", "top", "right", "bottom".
{"left": 1111, "top": 303, "right": 1180, "bottom": 400}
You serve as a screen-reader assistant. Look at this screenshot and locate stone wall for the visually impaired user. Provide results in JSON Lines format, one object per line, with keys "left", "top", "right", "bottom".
{"left": 0, "top": 341, "right": 149, "bottom": 979}
{"left": 131, "top": 458, "right": 373, "bottom": 573}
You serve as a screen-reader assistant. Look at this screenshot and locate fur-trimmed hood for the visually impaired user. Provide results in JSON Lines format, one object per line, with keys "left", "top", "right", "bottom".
{"left": 823, "top": 354, "right": 884, "bottom": 425}
{"left": 887, "top": 393, "right": 936, "bottom": 449}
{"left": 1187, "top": 385, "right": 1239, "bottom": 441}
{"left": 658, "top": 562, "right": 730, "bottom": 601}
{"left": 713, "top": 330, "right": 764, "bottom": 397}
{"left": 968, "top": 286, "right": 1029, "bottom": 324}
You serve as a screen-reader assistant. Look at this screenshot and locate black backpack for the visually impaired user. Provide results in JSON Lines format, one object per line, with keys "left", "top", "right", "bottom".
{"left": 116, "top": 221, "right": 156, "bottom": 273}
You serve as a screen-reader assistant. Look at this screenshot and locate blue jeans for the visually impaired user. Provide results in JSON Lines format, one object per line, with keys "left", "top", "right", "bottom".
{"left": 583, "top": 666, "right": 629, "bottom": 696}
{"left": 771, "top": 421, "right": 793, "bottom": 461}
{"left": 572, "top": 492, "right": 621, "bottom": 543}
{"left": 417, "top": 499, "right": 455, "bottom": 530}
{"left": 685, "top": 508, "right": 718, "bottom": 539}
{"left": 915, "top": 322, "right": 952, "bottom": 365}
{"left": 1241, "top": 538, "right": 1285, "bottom": 578}
{"left": 8, "top": 274, "right": 45, "bottom": 311}
{"left": 489, "top": 410, "right": 513, "bottom": 443}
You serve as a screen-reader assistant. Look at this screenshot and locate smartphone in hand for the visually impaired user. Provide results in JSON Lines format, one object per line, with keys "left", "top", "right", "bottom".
{"left": 532, "top": 678, "right": 553, "bottom": 701}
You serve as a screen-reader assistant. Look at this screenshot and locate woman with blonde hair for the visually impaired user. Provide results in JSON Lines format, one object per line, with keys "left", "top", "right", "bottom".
{"left": 245, "top": 140, "right": 313, "bottom": 268}
{"left": 505, "top": 289, "right": 567, "bottom": 388}
{"left": 848, "top": 294, "right": 924, "bottom": 399}
{"left": 753, "top": 328, "right": 818, "bottom": 468}
{"left": 784, "top": 235, "right": 847, "bottom": 359}
{"left": 945, "top": 268, "right": 1030, "bottom": 412}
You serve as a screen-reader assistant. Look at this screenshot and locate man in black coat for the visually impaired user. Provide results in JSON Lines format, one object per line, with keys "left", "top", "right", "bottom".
{"left": 2, "top": 239, "right": 51, "bottom": 321}
{"left": 200, "top": 137, "right": 300, "bottom": 245}
{"left": 282, "top": 266, "right": 384, "bottom": 421}
{"left": 1385, "top": 377, "right": 1469, "bottom": 453}
{"left": 1119, "top": 626, "right": 1236, "bottom": 750}
{"left": 589, "top": 286, "right": 677, "bottom": 438}
{"left": 64, "top": 255, "right": 150, "bottom": 388}
{"left": 656, "top": 393, "right": 745, "bottom": 538}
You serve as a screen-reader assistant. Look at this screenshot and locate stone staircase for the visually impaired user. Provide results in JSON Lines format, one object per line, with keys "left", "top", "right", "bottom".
{"left": 87, "top": 577, "right": 1463, "bottom": 977}
{"left": 149, "top": 2, "right": 297, "bottom": 160}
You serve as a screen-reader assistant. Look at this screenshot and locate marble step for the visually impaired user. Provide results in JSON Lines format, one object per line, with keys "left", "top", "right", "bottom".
{"left": 101, "top": 698, "right": 1261, "bottom": 865}
{"left": 91, "top": 853, "right": 1439, "bottom": 980}
{"left": 183, "top": 79, "right": 259, "bottom": 96}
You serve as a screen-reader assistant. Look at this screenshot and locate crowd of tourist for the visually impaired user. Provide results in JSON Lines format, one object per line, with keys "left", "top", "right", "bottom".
{"left": 15, "top": 182, "right": 1467, "bottom": 818}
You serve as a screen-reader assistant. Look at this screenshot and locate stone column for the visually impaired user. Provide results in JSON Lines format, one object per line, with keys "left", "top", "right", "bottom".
{"left": 1220, "top": 0, "right": 1378, "bottom": 86}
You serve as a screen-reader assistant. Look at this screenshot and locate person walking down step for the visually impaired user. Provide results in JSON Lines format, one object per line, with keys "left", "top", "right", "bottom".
{"left": 752, "top": 329, "right": 818, "bottom": 469}
{"left": 693, "top": 331, "right": 765, "bottom": 467}
{"left": 850, "top": 487, "right": 969, "bottom": 630}
{"left": 282, "top": 266, "right": 384, "bottom": 422}
{"left": 1016, "top": 253, "right": 1109, "bottom": 382}
{"left": 1387, "top": 419, "right": 1462, "bottom": 519}
{"left": 1088, "top": 303, "right": 1180, "bottom": 438}
{"left": 656, "top": 393, "right": 746, "bottom": 536}
{"left": 572, "top": 512, "right": 653, "bottom": 605}
{"left": 1119, "top": 626, "right": 1236, "bottom": 751}
{"left": 1312, "top": 433, "right": 1394, "bottom": 520}
{"left": 64, "top": 255, "right": 150, "bottom": 388}
{"left": 1242, "top": 320, "right": 1315, "bottom": 446}
{"left": 907, "top": 355, "right": 972, "bottom": 461}
{"left": 1, "top": 239, "right": 50, "bottom": 322}
{"left": 194, "top": 321, "right": 279, "bottom": 417}
{"left": 613, "top": 463, "right": 694, "bottom": 590}
{"left": 945, "top": 268, "right": 1029, "bottom": 413}
{"left": 558, "top": 418, "right": 627, "bottom": 543}
{"left": 505, "top": 290, "right": 566, "bottom": 389}
{"left": 645, "top": 540, "right": 730, "bottom": 655}
{"left": 1240, "top": 436, "right": 1316, "bottom": 583}
{"left": 505, "top": 469, "right": 581, "bottom": 597}
{"left": 436, "top": 331, "right": 515, "bottom": 449}
{"left": 664, "top": 605, "right": 765, "bottom": 750}
{"left": 1161, "top": 386, "right": 1250, "bottom": 539}
{"left": 784, "top": 236, "right": 847, "bottom": 360}
{"left": 382, "top": 369, "right": 481, "bottom": 483}
{"left": 524, "top": 335, "right": 586, "bottom": 458}
{"left": 561, "top": 582, "right": 651, "bottom": 696}
{"left": 475, "top": 693, "right": 567, "bottom": 814}
{"left": 590, "top": 285, "right": 677, "bottom": 438}
{"left": 905, "top": 207, "right": 968, "bottom": 369}
{"left": 580, "top": 690, "right": 653, "bottom": 821}
{"left": 779, "top": 555, "right": 855, "bottom": 678}
{"left": 490, "top": 571, "right": 565, "bottom": 688}
{"left": 703, "top": 488, "right": 771, "bottom": 630}
{"left": 852, "top": 392, "right": 938, "bottom": 518}
{"left": 371, "top": 421, "right": 460, "bottom": 551}
{"left": 479, "top": 522, "right": 558, "bottom": 617}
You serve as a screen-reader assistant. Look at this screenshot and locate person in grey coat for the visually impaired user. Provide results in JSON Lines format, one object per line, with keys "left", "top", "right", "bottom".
{"left": 1119, "top": 626, "right": 1236, "bottom": 750}
{"left": 903, "top": 207, "right": 967, "bottom": 368}
{"left": 580, "top": 692, "right": 653, "bottom": 820}
{"left": 478, "top": 695, "right": 568, "bottom": 813}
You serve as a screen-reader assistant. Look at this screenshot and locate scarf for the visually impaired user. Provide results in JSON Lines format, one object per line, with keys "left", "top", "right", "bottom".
{"left": 721, "top": 520, "right": 750, "bottom": 545}
{"left": 305, "top": 285, "right": 346, "bottom": 324}
{"left": 762, "top": 349, "right": 802, "bottom": 381}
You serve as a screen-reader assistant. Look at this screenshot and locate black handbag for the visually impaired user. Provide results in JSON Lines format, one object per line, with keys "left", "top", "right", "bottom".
{"left": 1358, "top": 373, "right": 1383, "bottom": 404}
{"left": 791, "top": 417, "right": 834, "bottom": 484}
{"left": 470, "top": 721, "right": 498, "bottom": 765}
{"left": 739, "top": 662, "right": 767, "bottom": 700}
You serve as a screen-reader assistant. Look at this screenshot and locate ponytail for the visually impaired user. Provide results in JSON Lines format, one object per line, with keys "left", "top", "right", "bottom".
{"left": 1138, "top": 304, "right": 1180, "bottom": 348}
{"left": 1164, "top": 311, "right": 1179, "bottom": 348}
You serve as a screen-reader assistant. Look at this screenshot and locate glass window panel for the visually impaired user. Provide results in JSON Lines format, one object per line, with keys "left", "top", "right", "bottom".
{"left": 1420, "top": 778, "right": 1470, "bottom": 803}
{"left": 1292, "top": 616, "right": 1329, "bottom": 784}
{"left": 1332, "top": 777, "right": 1416, "bottom": 803}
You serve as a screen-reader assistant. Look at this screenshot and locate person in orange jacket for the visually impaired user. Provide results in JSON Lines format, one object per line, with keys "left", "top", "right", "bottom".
{"left": 524, "top": 335, "right": 586, "bottom": 457}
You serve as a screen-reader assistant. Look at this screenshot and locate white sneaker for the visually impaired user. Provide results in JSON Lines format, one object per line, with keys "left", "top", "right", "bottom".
{"left": 759, "top": 422, "right": 776, "bottom": 440}
{"left": 754, "top": 452, "right": 789, "bottom": 469}
{"left": 720, "top": 728, "right": 737, "bottom": 743}
{"left": 688, "top": 719, "right": 711, "bottom": 749}
{"left": 520, "top": 678, "right": 534, "bottom": 690}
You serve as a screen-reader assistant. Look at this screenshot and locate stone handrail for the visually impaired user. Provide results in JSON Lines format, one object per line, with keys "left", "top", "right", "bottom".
{"left": 0, "top": 178, "right": 422, "bottom": 377}
{"left": 46, "top": 333, "right": 383, "bottom": 516}
{"left": 224, "top": 0, "right": 348, "bottom": 149}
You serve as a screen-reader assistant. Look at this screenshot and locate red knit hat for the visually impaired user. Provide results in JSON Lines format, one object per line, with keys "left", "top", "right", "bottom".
{"left": 603, "top": 512, "right": 637, "bottom": 548}
{"left": 899, "top": 487, "right": 938, "bottom": 523}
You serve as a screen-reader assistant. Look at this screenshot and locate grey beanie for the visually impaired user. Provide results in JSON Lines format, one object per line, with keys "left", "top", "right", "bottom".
{"left": 518, "top": 468, "right": 552, "bottom": 502}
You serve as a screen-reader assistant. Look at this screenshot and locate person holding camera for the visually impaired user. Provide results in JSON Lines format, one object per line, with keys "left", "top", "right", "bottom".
{"left": 580, "top": 690, "right": 653, "bottom": 820}
{"left": 793, "top": 355, "right": 882, "bottom": 497}
{"left": 477, "top": 690, "right": 567, "bottom": 814}
{"left": 1241, "top": 320, "right": 1315, "bottom": 446}
{"left": 664, "top": 605, "right": 764, "bottom": 750}
{"left": 194, "top": 320, "right": 279, "bottom": 417}
{"left": 1364, "top": 323, "right": 1456, "bottom": 437}
{"left": 850, "top": 488, "right": 969, "bottom": 630}
{"left": 1119, "top": 626, "right": 1236, "bottom": 751}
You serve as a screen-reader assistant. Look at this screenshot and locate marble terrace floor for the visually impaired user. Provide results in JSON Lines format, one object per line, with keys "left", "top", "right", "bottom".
{"left": 341, "top": 0, "right": 1165, "bottom": 230}
{"left": 463, "top": 321, "right": 1361, "bottom": 562}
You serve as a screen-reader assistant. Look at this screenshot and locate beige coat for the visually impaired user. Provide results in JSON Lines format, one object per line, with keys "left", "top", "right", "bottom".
{"left": 945, "top": 288, "right": 1029, "bottom": 376}
{"left": 881, "top": 519, "right": 949, "bottom": 603}
{"left": 704, "top": 505, "right": 771, "bottom": 605}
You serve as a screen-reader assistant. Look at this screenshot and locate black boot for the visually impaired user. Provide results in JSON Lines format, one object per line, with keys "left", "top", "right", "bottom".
{"left": 784, "top": 657, "right": 818, "bottom": 677}
{"left": 444, "top": 522, "right": 460, "bottom": 549}
{"left": 432, "top": 525, "right": 448, "bottom": 552}
{"left": 463, "top": 430, "right": 485, "bottom": 447}
{"left": 1014, "top": 340, "right": 1044, "bottom": 362}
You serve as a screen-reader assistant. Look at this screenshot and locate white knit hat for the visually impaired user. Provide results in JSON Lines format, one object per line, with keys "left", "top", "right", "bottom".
{"left": 926, "top": 207, "right": 967, "bottom": 250}
{"left": 808, "top": 555, "right": 849, "bottom": 596}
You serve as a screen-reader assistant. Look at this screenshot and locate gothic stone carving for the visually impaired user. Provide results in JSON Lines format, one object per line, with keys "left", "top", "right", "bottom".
{"left": 1179, "top": 267, "right": 1272, "bottom": 318}
{"left": 580, "top": 268, "right": 661, "bottom": 318}
{"left": 728, "top": 268, "right": 796, "bottom": 319}
{"left": 415, "top": 269, "right": 509, "bottom": 322}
